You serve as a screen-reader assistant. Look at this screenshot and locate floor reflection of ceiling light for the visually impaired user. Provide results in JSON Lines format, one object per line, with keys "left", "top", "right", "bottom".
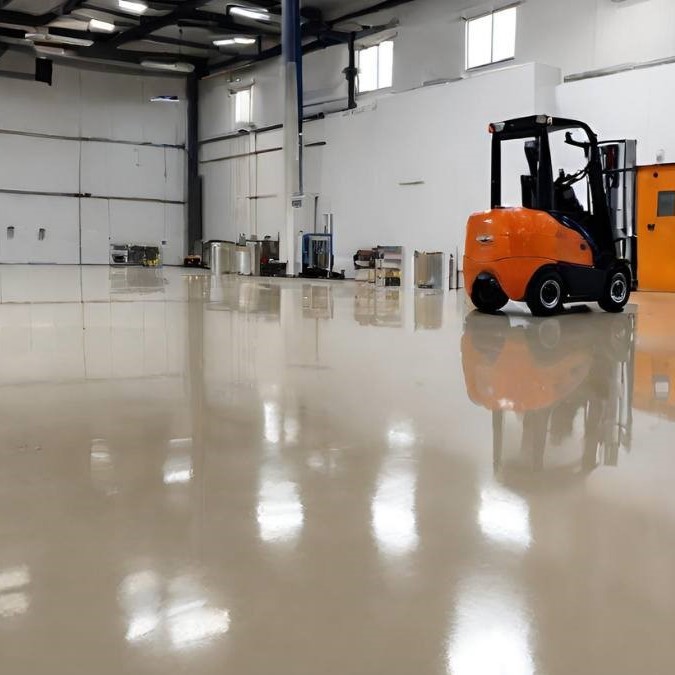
{"left": 284, "top": 416, "right": 299, "bottom": 444}
{"left": 0, "top": 566, "right": 30, "bottom": 592}
{"left": 121, "top": 571, "right": 229, "bottom": 648}
{"left": 126, "top": 613, "right": 161, "bottom": 642}
{"left": 257, "top": 467, "right": 304, "bottom": 544}
{"left": 168, "top": 606, "right": 231, "bottom": 648}
{"left": 264, "top": 402, "right": 281, "bottom": 444}
{"left": 387, "top": 421, "right": 415, "bottom": 448}
{"left": 372, "top": 462, "right": 418, "bottom": 556}
{"left": 0, "top": 593, "right": 29, "bottom": 618}
{"left": 478, "top": 485, "right": 532, "bottom": 550}
{"left": 163, "top": 456, "right": 194, "bottom": 485}
{"left": 447, "top": 575, "right": 534, "bottom": 675}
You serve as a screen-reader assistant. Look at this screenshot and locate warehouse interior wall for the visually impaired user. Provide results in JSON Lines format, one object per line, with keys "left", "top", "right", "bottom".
{"left": 0, "top": 51, "right": 187, "bottom": 266}
{"left": 199, "top": 0, "right": 675, "bottom": 277}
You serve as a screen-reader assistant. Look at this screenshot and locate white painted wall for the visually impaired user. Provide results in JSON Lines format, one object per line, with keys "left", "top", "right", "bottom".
{"left": 0, "top": 51, "right": 187, "bottom": 265}
{"left": 199, "top": 0, "right": 675, "bottom": 276}
{"left": 201, "top": 62, "right": 556, "bottom": 275}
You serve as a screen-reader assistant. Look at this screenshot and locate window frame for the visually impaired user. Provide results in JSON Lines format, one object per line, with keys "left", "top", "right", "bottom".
{"left": 357, "top": 40, "right": 394, "bottom": 95}
{"left": 465, "top": 5, "right": 518, "bottom": 71}
{"left": 233, "top": 87, "right": 252, "bottom": 125}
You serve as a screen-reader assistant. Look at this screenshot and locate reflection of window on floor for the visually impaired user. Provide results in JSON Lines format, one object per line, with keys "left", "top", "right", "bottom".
{"left": 0, "top": 565, "right": 31, "bottom": 618}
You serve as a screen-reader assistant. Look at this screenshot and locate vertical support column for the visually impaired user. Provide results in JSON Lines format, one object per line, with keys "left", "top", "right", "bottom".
{"left": 347, "top": 33, "right": 357, "bottom": 110}
{"left": 187, "top": 73, "right": 202, "bottom": 257}
{"left": 282, "top": 0, "right": 303, "bottom": 276}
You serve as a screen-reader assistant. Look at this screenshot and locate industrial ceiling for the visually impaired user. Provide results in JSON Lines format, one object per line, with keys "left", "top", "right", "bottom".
{"left": 0, "top": 0, "right": 416, "bottom": 75}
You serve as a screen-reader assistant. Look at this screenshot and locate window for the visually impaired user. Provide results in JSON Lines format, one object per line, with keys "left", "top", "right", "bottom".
{"left": 358, "top": 40, "right": 394, "bottom": 93}
{"left": 657, "top": 191, "right": 675, "bottom": 217}
{"left": 466, "top": 6, "right": 517, "bottom": 70}
{"left": 234, "top": 88, "right": 252, "bottom": 125}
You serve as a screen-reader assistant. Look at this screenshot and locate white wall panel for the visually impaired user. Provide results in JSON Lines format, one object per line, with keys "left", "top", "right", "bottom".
{"left": 556, "top": 62, "right": 675, "bottom": 167}
{"left": 80, "top": 198, "right": 110, "bottom": 265}
{"left": 0, "top": 194, "right": 79, "bottom": 264}
{"left": 163, "top": 204, "right": 187, "bottom": 264}
{"left": 0, "top": 53, "right": 81, "bottom": 136}
{"left": 0, "top": 53, "right": 187, "bottom": 266}
{"left": 109, "top": 200, "right": 165, "bottom": 246}
{"left": 80, "top": 144, "right": 184, "bottom": 202}
{"left": 80, "top": 70, "right": 186, "bottom": 146}
{"left": 0, "top": 135, "right": 79, "bottom": 193}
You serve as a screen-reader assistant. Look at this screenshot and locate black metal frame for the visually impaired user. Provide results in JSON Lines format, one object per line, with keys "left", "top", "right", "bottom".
{"left": 0, "top": 0, "right": 415, "bottom": 75}
{"left": 490, "top": 115, "right": 616, "bottom": 261}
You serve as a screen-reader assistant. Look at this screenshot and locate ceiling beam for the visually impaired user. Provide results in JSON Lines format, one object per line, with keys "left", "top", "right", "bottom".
{"left": 0, "top": 0, "right": 86, "bottom": 27}
{"left": 329, "top": 0, "right": 415, "bottom": 26}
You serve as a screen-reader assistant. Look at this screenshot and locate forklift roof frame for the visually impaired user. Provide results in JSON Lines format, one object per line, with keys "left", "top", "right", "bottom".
{"left": 488, "top": 115, "right": 614, "bottom": 259}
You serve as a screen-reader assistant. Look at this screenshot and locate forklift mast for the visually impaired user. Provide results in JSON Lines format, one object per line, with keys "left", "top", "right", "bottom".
{"left": 489, "top": 115, "right": 637, "bottom": 284}
{"left": 599, "top": 140, "right": 638, "bottom": 286}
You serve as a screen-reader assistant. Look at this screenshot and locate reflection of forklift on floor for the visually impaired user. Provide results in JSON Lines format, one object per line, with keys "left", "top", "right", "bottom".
{"left": 462, "top": 311, "right": 635, "bottom": 476}
{"left": 464, "top": 115, "right": 637, "bottom": 315}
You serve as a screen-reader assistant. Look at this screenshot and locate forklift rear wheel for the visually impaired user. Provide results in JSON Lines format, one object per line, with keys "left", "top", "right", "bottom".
{"left": 470, "top": 278, "right": 508, "bottom": 314}
{"left": 526, "top": 269, "right": 564, "bottom": 317}
{"left": 598, "top": 266, "right": 630, "bottom": 313}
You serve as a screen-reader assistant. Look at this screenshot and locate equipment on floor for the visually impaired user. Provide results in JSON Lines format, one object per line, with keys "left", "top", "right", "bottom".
{"left": 414, "top": 251, "right": 444, "bottom": 289}
{"left": 184, "top": 255, "right": 202, "bottom": 268}
{"left": 110, "top": 244, "right": 161, "bottom": 267}
{"left": 464, "top": 115, "right": 636, "bottom": 316}
{"left": 300, "top": 233, "right": 345, "bottom": 279}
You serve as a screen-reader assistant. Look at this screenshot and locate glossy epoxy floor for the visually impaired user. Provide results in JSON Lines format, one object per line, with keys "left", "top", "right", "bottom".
{"left": 1, "top": 265, "right": 675, "bottom": 674}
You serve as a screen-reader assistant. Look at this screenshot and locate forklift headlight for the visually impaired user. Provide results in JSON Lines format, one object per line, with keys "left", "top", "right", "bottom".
{"left": 536, "top": 115, "right": 553, "bottom": 126}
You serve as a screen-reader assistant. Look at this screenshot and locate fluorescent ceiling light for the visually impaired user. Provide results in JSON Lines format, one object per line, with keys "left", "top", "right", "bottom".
{"left": 230, "top": 6, "right": 271, "bottom": 21}
{"left": 26, "top": 32, "right": 94, "bottom": 47}
{"left": 119, "top": 0, "right": 148, "bottom": 13}
{"left": 213, "top": 36, "right": 257, "bottom": 46}
{"left": 34, "top": 46, "right": 67, "bottom": 56}
{"left": 89, "top": 18, "right": 116, "bottom": 32}
{"left": 150, "top": 95, "right": 180, "bottom": 102}
{"left": 141, "top": 60, "right": 195, "bottom": 73}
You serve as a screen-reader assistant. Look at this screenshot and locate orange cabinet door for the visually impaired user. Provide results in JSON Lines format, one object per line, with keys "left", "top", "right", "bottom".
{"left": 637, "top": 165, "right": 675, "bottom": 292}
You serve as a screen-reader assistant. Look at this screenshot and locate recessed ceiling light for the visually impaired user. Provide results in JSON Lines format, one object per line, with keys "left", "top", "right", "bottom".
{"left": 119, "top": 0, "right": 148, "bottom": 13}
{"left": 89, "top": 19, "right": 116, "bottom": 33}
{"left": 230, "top": 6, "right": 271, "bottom": 21}
{"left": 213, "top": 36, "right": 257, "bottom": 46}
{"left": 26, "top": 32, "right": 94, "bottom": 47}
{"left": 141, "top": 60, "right": 195, "bottom": 73}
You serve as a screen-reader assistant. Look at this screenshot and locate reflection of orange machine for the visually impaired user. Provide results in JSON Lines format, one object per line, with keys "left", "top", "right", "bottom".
{"left": 462, "top": 311, "right": 635, "bottom": 473}
{"left": 634, "top": 298, "right": 675, "bottom": 418}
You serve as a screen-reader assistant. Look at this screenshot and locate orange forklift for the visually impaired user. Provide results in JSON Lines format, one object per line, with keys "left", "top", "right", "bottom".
{"left": 464, "top": 115, "right": 636, "bottom": 316}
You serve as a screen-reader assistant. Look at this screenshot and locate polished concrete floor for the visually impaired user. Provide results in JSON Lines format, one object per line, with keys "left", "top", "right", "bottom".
{"left": 0, "top": 265, "right": 674, "bottom": 674}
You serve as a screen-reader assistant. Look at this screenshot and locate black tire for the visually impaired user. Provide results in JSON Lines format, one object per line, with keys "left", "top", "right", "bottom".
{"left": 526, "top": 269, "right": 565, "bottom": 317}
{"left": 470, "top": 280, "right": 508, "bottom": 314}
{"left": 598, "top": 265, "right": 631, "bottom": 313}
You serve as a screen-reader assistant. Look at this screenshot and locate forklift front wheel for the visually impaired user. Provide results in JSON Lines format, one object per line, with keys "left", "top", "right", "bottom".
{"left": 526, "top": 269, "right": 564, "bottom": 317}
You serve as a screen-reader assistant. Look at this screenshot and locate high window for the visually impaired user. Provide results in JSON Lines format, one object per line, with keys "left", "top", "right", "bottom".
{"left": 466, "top": 6, "right": 517, "bottom": 70}
{"left": 358, "top": 41, "right": 394, "bottom": 93}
